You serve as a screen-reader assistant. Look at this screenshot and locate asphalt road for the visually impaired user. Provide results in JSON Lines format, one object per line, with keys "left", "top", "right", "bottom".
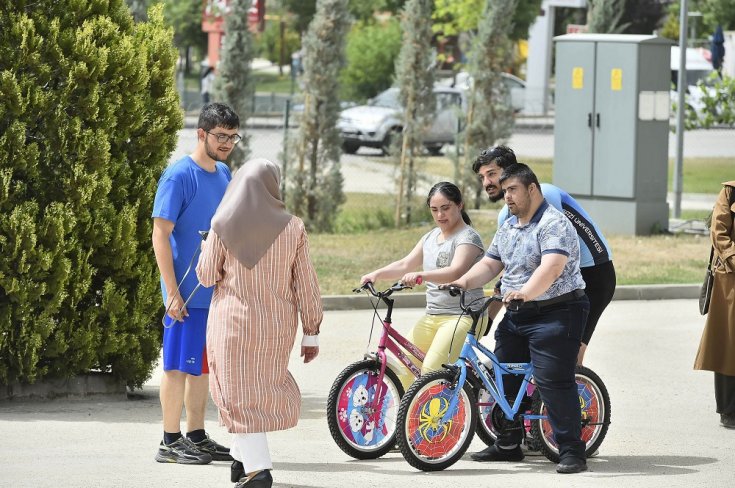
{"left": 171, "top": 127, "right": 735, "bottom": 196}
{"left": 2, "top": 299, "right": 734, "bottom": 488}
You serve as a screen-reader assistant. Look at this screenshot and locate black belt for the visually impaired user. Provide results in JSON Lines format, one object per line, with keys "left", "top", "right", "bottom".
{"left": 518, "top": 289, "right": 585, "bottom": 310}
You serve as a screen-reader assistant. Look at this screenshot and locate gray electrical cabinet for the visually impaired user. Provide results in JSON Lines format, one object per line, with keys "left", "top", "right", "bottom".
{"left": 553, "top": 34, "right": 673, "bottom": 235}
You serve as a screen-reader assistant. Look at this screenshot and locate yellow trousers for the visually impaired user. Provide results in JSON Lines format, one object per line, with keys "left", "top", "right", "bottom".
{"left": 396, "top": 314, "right": 487, "bottom": 390}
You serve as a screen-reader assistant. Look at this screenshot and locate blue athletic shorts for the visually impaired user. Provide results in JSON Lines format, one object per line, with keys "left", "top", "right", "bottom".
{"left": 162, "top": 308, "right": 209, "bottom": 375}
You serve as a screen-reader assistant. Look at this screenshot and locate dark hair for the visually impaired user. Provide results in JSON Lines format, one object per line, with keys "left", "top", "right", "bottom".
{"left": 198, "top": 103, "right": 239, "bottom": 131}
{"left": 426, "top": 181, "right": 472, "bottom": 225}
{"left": 472, "top": 145, "right": 517, "bottom": 173}
{"left": 498, "top": 163, "right": 542, "bottom": 193}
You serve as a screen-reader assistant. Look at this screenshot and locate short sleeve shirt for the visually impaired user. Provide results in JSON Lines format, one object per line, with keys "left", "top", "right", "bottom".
{"left": 152, "top": 156, "right": 232, "bottom": 308}
{"left": 487, "top": 200, "right": 585, "bottom": 301}
{"left": 422, "top": 226, "right": 484, "bottom": 315}
{"left": 497, "top": 183, "right": 612, "bottom": 268}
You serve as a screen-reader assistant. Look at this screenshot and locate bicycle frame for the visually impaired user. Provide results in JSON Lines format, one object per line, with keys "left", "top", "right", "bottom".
{"left": 437, "top": 293, "right": 544, "bottom": 427}
{"left": 366, "top": 300, "right": 426, "bottom": 412}
{"left": 367, "top": 290, "right": 426, "bottom": 417}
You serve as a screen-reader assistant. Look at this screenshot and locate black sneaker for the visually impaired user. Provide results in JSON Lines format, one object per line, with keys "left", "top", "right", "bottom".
{"left": 190, "top": 434, "right": 233, "bottom": 461}
{"left": 155, "top": 437, "right": 213, "bottom": 465}
{"left": 471, "top": 444, "right": 525, "bottom": 462}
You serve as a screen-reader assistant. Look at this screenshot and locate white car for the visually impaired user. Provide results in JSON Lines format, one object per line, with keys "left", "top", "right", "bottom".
{"left": 338, "top": 85, "right": 464, "bottom": 155}
{"left": 440, "top": 71, "right": 527, "bottom": 113}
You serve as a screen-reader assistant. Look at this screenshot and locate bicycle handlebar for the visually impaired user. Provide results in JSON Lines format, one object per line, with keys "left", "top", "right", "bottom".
{"left": 444, "top": 285, "right": 523, "bottom": 314}
{"left": 353, "top": 280, "right": 417, "bottom": 298}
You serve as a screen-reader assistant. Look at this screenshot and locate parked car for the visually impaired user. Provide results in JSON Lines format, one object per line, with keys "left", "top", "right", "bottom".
{"left": 439, "top": 71, "right": 527, "bottom": 113}
{"left": 337, "top": 85, "right": 464, "bottom": 155}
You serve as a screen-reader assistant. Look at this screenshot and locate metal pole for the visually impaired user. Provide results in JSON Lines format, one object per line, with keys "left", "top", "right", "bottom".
{"left": 673, "top": 0, "right": 688, "bottom": 219}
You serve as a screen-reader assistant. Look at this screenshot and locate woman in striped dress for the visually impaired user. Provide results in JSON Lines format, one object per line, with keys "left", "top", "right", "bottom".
{"left": 196, "top": 158, "right": 323, "bottom": 488}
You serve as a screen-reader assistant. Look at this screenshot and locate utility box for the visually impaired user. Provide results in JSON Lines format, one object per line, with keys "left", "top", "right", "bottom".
{"left": 553, "top": 34, "right": 673, "bottom": 235}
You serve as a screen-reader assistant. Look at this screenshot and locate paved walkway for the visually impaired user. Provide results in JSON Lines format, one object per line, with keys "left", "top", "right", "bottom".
{"left": 1, "top": 299, "right": 733, "bottom": 488}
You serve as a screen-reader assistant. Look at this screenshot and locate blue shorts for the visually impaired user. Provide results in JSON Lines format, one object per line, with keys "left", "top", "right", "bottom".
{"left": 162, "top": 308, "right": 209, "bottom": 375}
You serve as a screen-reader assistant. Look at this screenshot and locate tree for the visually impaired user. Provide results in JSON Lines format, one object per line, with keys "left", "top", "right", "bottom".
{"left": 340, "top": 18, "right": 402, "bottom": 101}
{"left": 462, "top": 0, "right": 517, "bottom": 207}
{"left": 162, "top": 0, "right": 208, "bottom": 74}
{"left": 288, "top": 0, "right": 350, "bottom": 232}
{"left": 661, "top": 0, "right": 735, "bottom": 40}
{"left": 281, "top": 0, "right": 406, "bottom": 32}
{"left": 618, "top": 0, "right": 667, "bottom": 35}
{"left": 394, "top": 0, "right": 435, "bottom": 226}
{"left": 0, "top": 1, "right": 182, "bottom": 388}
{"left": 213, "top": 0, "right": 255, "bottom": 169}
{"left": 587, "top": 0, "right": 629, "bottom": 34}
{"left": 432, "top": 0, "right": 542, "bottom": 41}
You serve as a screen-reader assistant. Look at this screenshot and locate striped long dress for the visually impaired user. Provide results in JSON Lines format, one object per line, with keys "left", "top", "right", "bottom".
{"left": 196, "top": 217, "right": 323, "bottom": 433}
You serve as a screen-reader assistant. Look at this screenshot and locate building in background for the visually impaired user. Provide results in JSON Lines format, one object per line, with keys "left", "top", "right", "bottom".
{"left": 202, "top": 0, "right": 264, "bottom": 68}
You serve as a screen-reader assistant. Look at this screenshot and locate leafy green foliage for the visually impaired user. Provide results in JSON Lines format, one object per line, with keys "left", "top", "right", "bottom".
{"left": 661, "top": 0, "right": 735, "bottom": 40}
{"left": 432, "top": 0, "right": 542, "bottom": 40}
{"left": 676, "top": 74, "right": 735, "bottom": 130}
{"left": 213, "top": 0, "right": 255, "bottom": 168}
{"left": 288, "top": 0, "right": 350, "bottom": 232}
{"left": 0, "top": 1, "right": 182, "bottom": 388}
{"left": 340, "top": 19, "right": 402, "bottom": 101}
{"left": 282, "top": 0, "right": 406, "bottom": 32}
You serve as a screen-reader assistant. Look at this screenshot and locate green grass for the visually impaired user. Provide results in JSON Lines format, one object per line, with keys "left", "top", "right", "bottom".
{"left": 383, "top": 155, "right": 732, "bottom": 196}
{"left": 667, "top": 157, "right": 735, "bottom": 193}
{"left": 253, "top": 72, "right": 299, "bottom": 94}
{"left": 310, "top": 192, "right": 712, "bottom": 295}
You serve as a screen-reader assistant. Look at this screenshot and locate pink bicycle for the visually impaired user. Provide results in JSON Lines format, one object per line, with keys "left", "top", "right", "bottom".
{"left": 326, "top": 281, "right": 425, "bottom": 459}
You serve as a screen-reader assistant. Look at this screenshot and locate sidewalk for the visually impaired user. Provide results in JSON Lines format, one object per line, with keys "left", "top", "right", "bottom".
{"left": 1, "top": 298, "right": 731, "bottom": 488}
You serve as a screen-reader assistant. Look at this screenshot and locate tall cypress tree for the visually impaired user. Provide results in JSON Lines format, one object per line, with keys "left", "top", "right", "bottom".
{"left": 213, "top": 0, "right": 255, "bottom": 169}
{"left": 588, "top": 0, "right": 629, "bottom": 34}
{"left": 463, "top": 0, "right": 517, "bottom": 207}
{"left": 0, "top": 1, "right": 181, "bottom": 388}
{"left": 394, "top": 0, "right": 435, "bottom": 226}
{"left": 288, "top": 0, "right": 350, "bottom": 232}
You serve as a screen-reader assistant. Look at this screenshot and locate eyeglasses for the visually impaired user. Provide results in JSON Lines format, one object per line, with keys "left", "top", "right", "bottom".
{"left": 206, "top": 131, "right": 242, "bottom": 145}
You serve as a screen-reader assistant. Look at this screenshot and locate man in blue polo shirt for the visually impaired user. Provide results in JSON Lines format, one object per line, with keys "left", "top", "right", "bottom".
{"left": 449, "top": 163, "right": 590, "bottom": 474}
{"left": 473, "top": 145, "right": 616, "bottom": 365}
{"left": 151, "top": 103, "right": 239, "bottom": 465}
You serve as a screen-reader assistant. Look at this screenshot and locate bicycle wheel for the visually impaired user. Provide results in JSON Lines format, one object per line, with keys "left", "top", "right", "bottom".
{"left": 397, "top": 369, "right": 477, "bottom": 471}
{"left": 475, "top": 387, "right": 499, "bottom": 447}
{"left": 529, "top": 365, "right": 611, "bottom": 463}
{"left": 326, "top": 359, "right": 404, "bottom": 459}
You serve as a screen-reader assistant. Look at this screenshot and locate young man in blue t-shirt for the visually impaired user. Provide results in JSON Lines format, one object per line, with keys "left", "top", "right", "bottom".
{"left": 151, "top": 103, "right": 239, "bottom": 465}
{"left": 473, "top": 145, "right": 616, "bottom": 366}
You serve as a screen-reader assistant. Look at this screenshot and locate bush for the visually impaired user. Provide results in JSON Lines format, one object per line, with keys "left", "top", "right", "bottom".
{"left": 0, "top": 1, "right": 182, "bottom": 388}
{"left": 340, "top": 18, "right": 402, "bottom": 102}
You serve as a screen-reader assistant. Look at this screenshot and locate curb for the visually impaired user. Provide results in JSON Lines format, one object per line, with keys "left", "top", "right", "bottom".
{"left": 322, "top": 284, "right": 700, "bottom": 311}
{"left": 1, "top": 373, "right": 126, "bottom": 402}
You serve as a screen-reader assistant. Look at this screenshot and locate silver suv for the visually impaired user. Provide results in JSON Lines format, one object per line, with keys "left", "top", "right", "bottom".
{"left": 337, "top": 85, "right": 464, "bottom": 155}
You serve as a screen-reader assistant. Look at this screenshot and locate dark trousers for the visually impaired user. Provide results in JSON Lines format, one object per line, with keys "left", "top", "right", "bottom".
{"left": 580, "top": 261, "right": 616, "bottom": 345}
{"left": 715, "top": 372, "right": 735, "bottom": 415}
{"left": 494, "top": 295, "right": 590, "bottom": 459}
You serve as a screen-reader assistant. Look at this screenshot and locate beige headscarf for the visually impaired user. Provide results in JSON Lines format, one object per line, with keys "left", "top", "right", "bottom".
{"left": 211, "top": 158, "right": 292, "bottom": 269}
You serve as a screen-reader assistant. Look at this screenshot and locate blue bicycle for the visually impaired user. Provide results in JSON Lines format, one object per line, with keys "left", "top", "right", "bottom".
{"left": 396, "top": 287, "right": 611, "bottom": 471}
